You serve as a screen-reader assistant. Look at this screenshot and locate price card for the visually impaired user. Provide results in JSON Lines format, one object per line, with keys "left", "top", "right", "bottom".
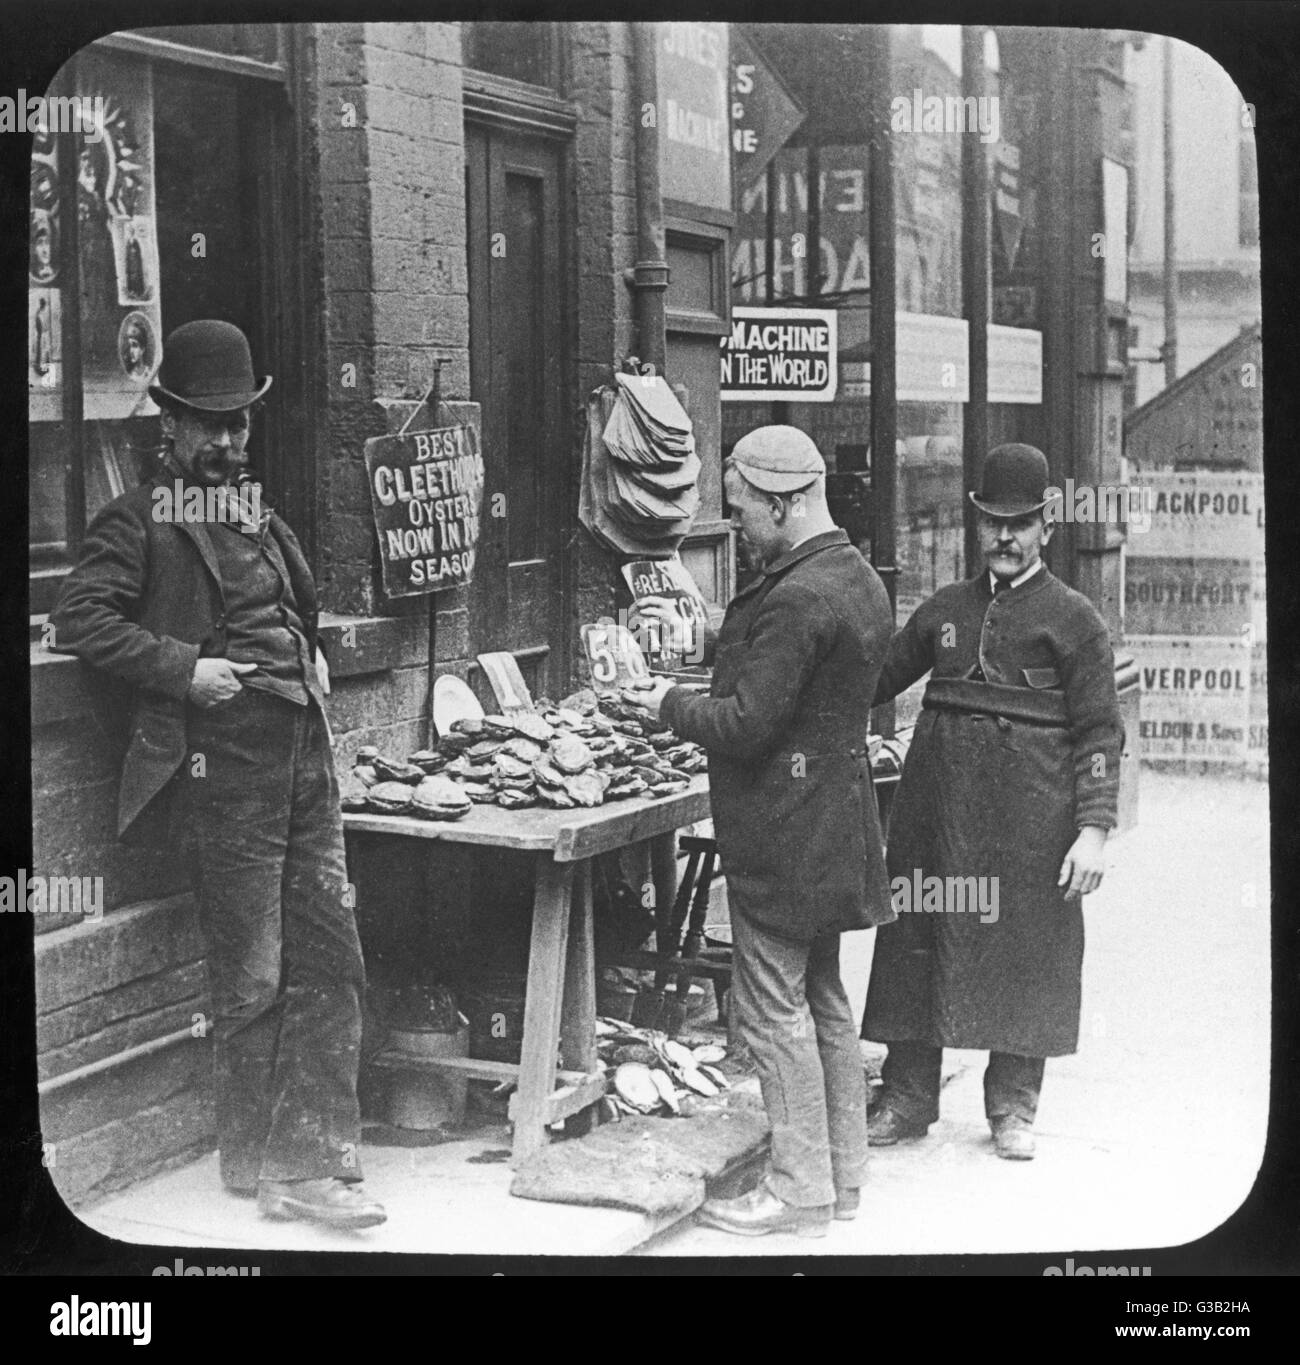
{"left": 579, "top": 621, "right": 651, "bottom": 690}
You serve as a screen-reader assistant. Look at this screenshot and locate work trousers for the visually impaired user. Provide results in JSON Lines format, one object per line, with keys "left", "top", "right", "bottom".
{"left": 179, "top": 689, "right": 366, "bottom": 1190}
{"left": 877, "top": 1038, "right": 1045, "bottom": 1126}
{"left": 729, "top": 909, "right": 870, "bottom": 1208}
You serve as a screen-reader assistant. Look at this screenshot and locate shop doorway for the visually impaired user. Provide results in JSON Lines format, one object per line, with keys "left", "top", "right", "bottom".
{"left": 464, "top": 123, "right": 571, "bottom": 700}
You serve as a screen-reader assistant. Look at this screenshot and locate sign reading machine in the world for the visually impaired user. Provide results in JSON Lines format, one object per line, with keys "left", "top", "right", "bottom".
{"left": 364, "top": 423, "right": 485, "bottom": 597}
{"left": 720, "top": 307, "right": 838, "bottom": 402}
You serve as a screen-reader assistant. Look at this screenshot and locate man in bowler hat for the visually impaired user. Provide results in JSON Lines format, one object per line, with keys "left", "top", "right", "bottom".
{"left": 861, "top": 443, "right": 1123, "bottom": 1160}
{"left": 52, "top": 321, "right": 385, "bottom": 1229}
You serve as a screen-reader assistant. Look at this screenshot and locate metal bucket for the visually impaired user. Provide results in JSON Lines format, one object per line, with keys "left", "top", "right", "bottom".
{"left": 384, "top": 1019, "right": 469, "bottom": 1130}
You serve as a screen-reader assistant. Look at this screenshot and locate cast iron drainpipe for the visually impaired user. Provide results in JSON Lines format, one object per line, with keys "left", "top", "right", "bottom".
{"left": 626, "top": 22, "right": 669, "bottom": 375}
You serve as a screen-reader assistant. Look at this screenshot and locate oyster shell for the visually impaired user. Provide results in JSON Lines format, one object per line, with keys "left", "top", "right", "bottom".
{"left": 613, "top": 1063, "right": 662, "bottom": 1113}
{"left": 495, "top": 788, "right": 537, "bottom": 810}
{"left": 373, "top": 756, "right": 426, "bottom": 784}
{"left": 550, "top": 733, "right": 594, "bottom": 774}
{"left": 510, "top": 713, "right": 555, "bottom": 743}
{"left": 467, "top": 739, "right": 504, "bottom": 761}
{"left": 410, "top": 776, "right": 471, "bottom": 820}
{"left": 537, "top": 787, "right": 575, "bottom": 808}
{"left": 408, "top": 750, "right": 446, "bottom": 774}
{"left": 355, "top": 745, "right": 380, "bottom": 764}
{"left": 563, "top": 771, "right": 606, "bottom": 807}
{"left": 481, "top": 715, "right": 516, "bottom": 738}
{"left": 532, "top": 760, "right": 567, "bottom": 790}
{"left": 450, "top": 717, "right": 485, "bottom": 737}
{"left": 692, "top": 1044, "right": 727, "bottom": 1066}
{"left": 366, "top": 781, "right": 415, "bottom": 813}
{"left": 500, "top": 737, "right": 543, "bottom": 763}
{"left": 351, "top": 763, "right": 380, "bottom": 788}
{"left": 648, "top": 1068, "right": 681, "bottom": 1115}
{"left": 460, "top": 781, "right": 495, "bottom": 802}
{"left": 493, "top": 752, "right": 533, "bottom": 780}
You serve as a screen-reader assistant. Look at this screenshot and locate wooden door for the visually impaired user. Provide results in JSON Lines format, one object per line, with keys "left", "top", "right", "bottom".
{"left": 464, "top": 122, "right": 570, "bottom": 700}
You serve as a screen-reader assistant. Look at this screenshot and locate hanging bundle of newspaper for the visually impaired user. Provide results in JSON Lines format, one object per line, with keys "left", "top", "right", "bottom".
{"left": 579, "top": 371, "right": 699, "bottom": 554}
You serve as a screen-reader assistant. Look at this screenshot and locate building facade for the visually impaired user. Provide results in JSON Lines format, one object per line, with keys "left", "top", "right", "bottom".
{"left": 29, "top": 21, "right": 1138, "bottom": 1202}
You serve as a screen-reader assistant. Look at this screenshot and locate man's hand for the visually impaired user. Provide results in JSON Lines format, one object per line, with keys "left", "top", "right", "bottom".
{"left": 315, "top": 648, "right": 331, "bottom": 697}
{"left": 639, "top": 675, "right": 676, "bottom": 721}
{"left": 1058, "top": 825, "right": 1108, "bottom": 899}
{"left": 632, "top": 597, "right": 699, "bottom": 658}
{"left": 188, "top": 658, "right": 257, "bottom": 708}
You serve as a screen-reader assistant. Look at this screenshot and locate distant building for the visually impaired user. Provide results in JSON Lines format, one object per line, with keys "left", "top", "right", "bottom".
{"left": 1126, "top": 38, "right": 1259, "bottom": 411}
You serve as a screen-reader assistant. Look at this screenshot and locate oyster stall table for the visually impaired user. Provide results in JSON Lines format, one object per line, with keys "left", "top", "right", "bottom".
{"left": 344, "top": 775, "right": 712, "bottom": 1166}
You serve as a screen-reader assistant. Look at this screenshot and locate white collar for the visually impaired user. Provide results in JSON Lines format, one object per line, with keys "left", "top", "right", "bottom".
{"left": 989, "top": 559, "right": 1045, "bottom": 594}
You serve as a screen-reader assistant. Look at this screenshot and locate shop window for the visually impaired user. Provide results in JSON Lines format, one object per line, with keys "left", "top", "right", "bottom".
{"left": 28, "top": 40, "right": 290, "bottom": 616}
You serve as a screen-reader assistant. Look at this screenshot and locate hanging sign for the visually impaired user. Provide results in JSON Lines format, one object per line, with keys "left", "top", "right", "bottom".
{"left": 729, "top": 27, "right": 804, "bottom": 188}
{"left": 656, "top": 22, "right": 731, "bottom": 212}
{"left": 364, "top": 423, "right": 484, "bottom": 597}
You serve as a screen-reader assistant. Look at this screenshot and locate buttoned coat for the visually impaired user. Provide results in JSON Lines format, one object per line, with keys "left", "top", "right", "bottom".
{"left": 49, "top": 477, "right": 320, "bottom": 845}
{"left": 662, "top": 529, "right": 895, "bottom": 941}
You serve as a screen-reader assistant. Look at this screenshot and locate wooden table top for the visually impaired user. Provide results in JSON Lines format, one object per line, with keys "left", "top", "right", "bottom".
{"left": 343, "top": 774, "right": 713, "bottom": 862}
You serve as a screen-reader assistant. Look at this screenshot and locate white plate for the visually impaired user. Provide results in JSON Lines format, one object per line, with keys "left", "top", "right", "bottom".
{"left": 432, "top": 675, "right": 485, "bottom": 737}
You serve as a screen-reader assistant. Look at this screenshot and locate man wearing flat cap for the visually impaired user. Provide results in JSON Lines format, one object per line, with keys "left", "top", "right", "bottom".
{"left": 51, "top": 320, "right": 385, "bottom": 1229}
{"left": 860, "top": 443, "right": 1123, "bottom": 1160}
{"left": 641, "top": 426, "right": 894, "bottom": 1237}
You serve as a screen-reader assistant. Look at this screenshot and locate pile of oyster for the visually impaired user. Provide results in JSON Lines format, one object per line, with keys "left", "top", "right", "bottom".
{"left": 594, "top": 1017, "right": 730, "bottom": 1118}
{"left": 342, "top": 687, "right": 707, "bottom": 816}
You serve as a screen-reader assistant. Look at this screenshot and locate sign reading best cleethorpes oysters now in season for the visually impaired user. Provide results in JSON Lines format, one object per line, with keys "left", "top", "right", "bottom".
{"left": 364, "top": 422, "right": 485, "bottom": 597}
{"left": 720, "top": 306, "right": 839, "bottom": 402}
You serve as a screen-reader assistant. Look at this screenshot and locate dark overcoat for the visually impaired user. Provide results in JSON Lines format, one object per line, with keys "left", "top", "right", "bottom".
{"left": 49, "top": 477, "right": 320, "bottom": 846}
{"left": 662, "top": 529, "right": 895, "bottom": 941}
{"left": 860, "top": 568, "right": 1123, "bottom": 1056}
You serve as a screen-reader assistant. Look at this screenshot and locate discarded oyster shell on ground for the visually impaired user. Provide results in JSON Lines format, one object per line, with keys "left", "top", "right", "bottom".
{"left": 691, "top": 1044, "right": 727, "bottom": 1066}
{"left": 366, "top": 781, "right": 415, "bottom": 813}
{"left": 697, "top": 1064, "right": 729, "bottom": 1090}
{"left": 613, "top": 1063, "right": 662, "bottom": 1113}
{"left": 648, "top": 1068, "right": 681, "bottom": 1114}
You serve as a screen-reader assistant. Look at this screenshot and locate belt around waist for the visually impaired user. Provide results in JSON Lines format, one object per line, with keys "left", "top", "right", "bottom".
{"left": 922, "top": 676, "right": 1069, "bottom": 728}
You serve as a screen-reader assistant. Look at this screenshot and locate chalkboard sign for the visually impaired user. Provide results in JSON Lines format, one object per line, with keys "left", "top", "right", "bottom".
{"left": 364, "top": 423, "right": 485, "bottom": 597}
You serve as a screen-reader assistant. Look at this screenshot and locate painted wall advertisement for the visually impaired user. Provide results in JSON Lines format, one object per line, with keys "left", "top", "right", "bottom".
{"left": 656, "top": 22, "right": 731, "bottom": 213}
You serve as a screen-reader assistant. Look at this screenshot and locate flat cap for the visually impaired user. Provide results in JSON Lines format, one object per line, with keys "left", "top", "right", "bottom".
{"left": 728, "top": 425, "right": 826, "bottom": 494}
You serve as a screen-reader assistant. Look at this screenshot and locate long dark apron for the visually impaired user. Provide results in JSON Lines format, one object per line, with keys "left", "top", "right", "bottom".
{"left": 862, "top": 679, "right": 1084, "bottom": 1057}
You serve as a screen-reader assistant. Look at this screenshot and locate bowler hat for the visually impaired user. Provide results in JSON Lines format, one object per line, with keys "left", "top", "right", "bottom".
{"left": 728, "top": 425, "right": 826, "bottom": 494}
{"left": 969, "top": 443, "right": 1051, "bottom": 517}
{"left": 149, "top": 319, "right": 272, "bottom": 412}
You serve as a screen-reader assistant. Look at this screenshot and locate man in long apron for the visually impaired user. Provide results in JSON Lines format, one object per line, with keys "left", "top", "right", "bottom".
{"left": 861, "top": 444, "right": 1123, "bottom": 1160}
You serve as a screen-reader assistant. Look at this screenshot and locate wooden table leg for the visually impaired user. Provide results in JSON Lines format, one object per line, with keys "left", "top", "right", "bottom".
{"left": 560, "top": 861, "right": 600, "bottom": 1136}
{"left": 511, "top": 857, "right": 574, "bottom": 1167}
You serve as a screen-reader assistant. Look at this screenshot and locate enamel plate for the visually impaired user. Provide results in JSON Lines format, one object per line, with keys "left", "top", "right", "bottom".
{"left": 433, "top": 675, "right": 485, "bottom": 737}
